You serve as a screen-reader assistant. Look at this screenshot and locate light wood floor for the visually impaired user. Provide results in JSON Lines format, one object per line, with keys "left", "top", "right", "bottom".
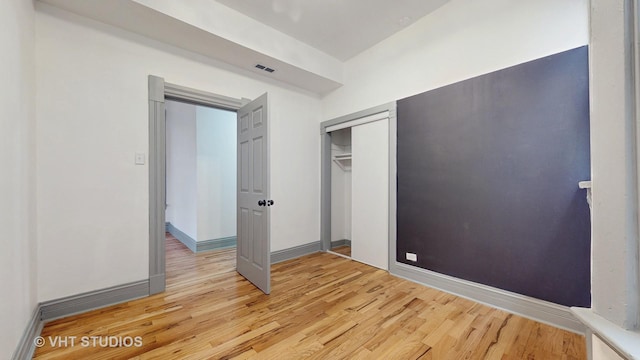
{"left": 33, "top": 234, "right": 585, "bottom": 359}
{"left": 330, "top": 245, "right": 351, "bottom": 257}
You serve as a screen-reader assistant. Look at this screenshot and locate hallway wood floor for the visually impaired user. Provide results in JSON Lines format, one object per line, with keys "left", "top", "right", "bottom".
{"left": 33, "top": 234, "right": 586, "bottom": 359}
{"left": 330, "top": 245, "right": 351, "bottom": 257}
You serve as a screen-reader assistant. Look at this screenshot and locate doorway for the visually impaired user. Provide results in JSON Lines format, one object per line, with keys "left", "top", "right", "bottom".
{"left": 148, "top": 76, "right": 271, "bottom": 295}
{"left": 164, "top": 99, "right": 237, "bottom": 253}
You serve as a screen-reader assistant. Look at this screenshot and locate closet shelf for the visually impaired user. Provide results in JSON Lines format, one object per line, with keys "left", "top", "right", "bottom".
{"left": 333, "top": 153, "right": 352, "bottom": 171}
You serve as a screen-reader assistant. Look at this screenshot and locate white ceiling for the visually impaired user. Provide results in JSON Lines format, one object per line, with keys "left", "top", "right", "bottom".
{"left": 38, "top": 0, "right": 452, "bottom": 94}
{"left": 215, "top": 0, "right": 451, "bottom": 61}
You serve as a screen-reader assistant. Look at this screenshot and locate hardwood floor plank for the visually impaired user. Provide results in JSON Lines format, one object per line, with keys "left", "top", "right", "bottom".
{"left": 33, "top": 235, "right": 586, "bottom": 359}
{"left": 330, "top": 245, "right": 351, "bottom": 257}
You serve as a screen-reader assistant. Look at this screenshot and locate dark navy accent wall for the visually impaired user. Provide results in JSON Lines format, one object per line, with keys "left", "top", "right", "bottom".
{"left": 396, "top": 46, "right": 591, "bottom": 307}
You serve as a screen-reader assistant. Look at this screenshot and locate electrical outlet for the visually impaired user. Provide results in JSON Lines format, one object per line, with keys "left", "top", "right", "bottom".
{"left": 406, "top": 252, "right": 417, "bottom": 262}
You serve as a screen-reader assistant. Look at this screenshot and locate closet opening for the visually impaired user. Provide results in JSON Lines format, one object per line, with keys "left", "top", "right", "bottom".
{"left": 329, "top": 127, "right": 352, "bottom": 258}
{"left": 320, "top": 103, "right": 396, "bottom": 271}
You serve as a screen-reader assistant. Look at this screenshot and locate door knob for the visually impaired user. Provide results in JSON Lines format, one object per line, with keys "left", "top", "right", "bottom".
{"left": 267, "top": 200, "right": 274, "bottom": 206}
{"left": 258, "top": 200, "right": 266, "bottom": 206}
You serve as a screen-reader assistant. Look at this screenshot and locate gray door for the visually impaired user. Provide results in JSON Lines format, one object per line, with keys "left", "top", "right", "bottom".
{"left": 237, "top": 93, "right": 271, "bottom": 294}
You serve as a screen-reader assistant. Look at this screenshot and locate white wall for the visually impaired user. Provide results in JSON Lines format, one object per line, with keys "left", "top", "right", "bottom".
{"left": 330, "top": 161, "right": 351, "bottom": 242}
{"left": 0, "top": 0, "right": 37, "bottom": 357}
{"left": 196, "top": 107, "right": 237, "bottom": 241}
{"left": 589, "top": 0, "right": 640, "bottom": 330}
{"left": 166, "top": 100, "right": 198, "bottom": 239}
{"left": 35, "top": 3, "right": 321, "bottom": 301}
{"left": 322, "top": 0, "right": 589, "bottom": 119}
{"left": 166, "top": 102, "right": 236, "bottom": 242}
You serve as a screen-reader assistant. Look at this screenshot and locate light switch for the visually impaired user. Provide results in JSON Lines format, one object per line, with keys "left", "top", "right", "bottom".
{"left": 135, "top": 152, "right": 145, "bottom": 165}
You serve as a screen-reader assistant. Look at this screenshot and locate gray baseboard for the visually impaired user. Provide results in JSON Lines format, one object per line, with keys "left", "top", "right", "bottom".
{"left": 167, "top": 223, "right": 236, "bottom": 253}
{"left": 149, "top": 273, "right": 166, "bottom": 295}
{"left": 197, "top": 236, "right": 237, "bottom": 252}
{"left": 390, "top": 261, "right": 585, "bottom": 334}
{"left": 271, "top": 241, "right": 321, "bottom": 264}
{"left": 331, "top": 239, "right": 351, "bottom": 248}
{"left": 12, "top": 279, "right": 149, "bottom": 359}
{"left": 166, "top": 222, "right": 197, "bottom": 252}
{"left": 11, "top": 305, "right": 44, "bottom": 360}
{"left": 40, "top": 279, "right": 149, "bottom": 321}
{"left": 168, "top": 223, "right": 316, "bottom": 262}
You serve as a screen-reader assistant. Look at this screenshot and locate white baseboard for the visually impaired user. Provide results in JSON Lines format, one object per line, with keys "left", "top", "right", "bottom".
{"left": 390, "top": 261, "right": 585, "bottom": 334}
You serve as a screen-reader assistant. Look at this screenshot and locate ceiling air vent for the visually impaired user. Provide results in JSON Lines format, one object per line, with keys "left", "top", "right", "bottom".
{"left": 255, "top": 64, "right": 276, "bottom": 73}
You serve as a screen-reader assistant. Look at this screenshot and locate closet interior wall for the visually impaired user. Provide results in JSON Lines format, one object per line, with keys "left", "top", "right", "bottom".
{"left": 330, "top": 127, "right": 352, "bottom": 254}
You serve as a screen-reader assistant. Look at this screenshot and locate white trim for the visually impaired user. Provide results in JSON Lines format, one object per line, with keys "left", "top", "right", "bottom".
{"left": 325, "top": 110, "right": 390, "bottom": 132}
{"left": 390, "top": 261, "right": 586, "bottom": 334}
{"left": 572, "top": 307, "right": 640, "bottom": 359}
{"left": 579, "top": 180, "right": 592, "bottom": 189}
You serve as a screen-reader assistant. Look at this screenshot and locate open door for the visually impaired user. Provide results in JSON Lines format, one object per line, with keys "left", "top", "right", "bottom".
{"left": 237, "top": 93, "right": 271, "bottom": 294}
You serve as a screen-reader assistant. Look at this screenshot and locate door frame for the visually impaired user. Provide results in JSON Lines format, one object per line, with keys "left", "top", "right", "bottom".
{"left": 319, "top": 102, "right": 397, "bottom": 267}
{"left": 147, "top": 75, "right": 249, "bottom": 294}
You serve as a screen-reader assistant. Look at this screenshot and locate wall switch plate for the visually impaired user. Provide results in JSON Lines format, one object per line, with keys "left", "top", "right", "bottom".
{"left": 135, "top": 152, "right": 145, "bottom": 165}
{"left": 406, "top": 252, "right": 417, "bottom": 262}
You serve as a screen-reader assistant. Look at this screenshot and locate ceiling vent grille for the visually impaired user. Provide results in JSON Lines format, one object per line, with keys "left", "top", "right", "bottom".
{"left": 255, "top": 64, "right": 276, "bottom": 73}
